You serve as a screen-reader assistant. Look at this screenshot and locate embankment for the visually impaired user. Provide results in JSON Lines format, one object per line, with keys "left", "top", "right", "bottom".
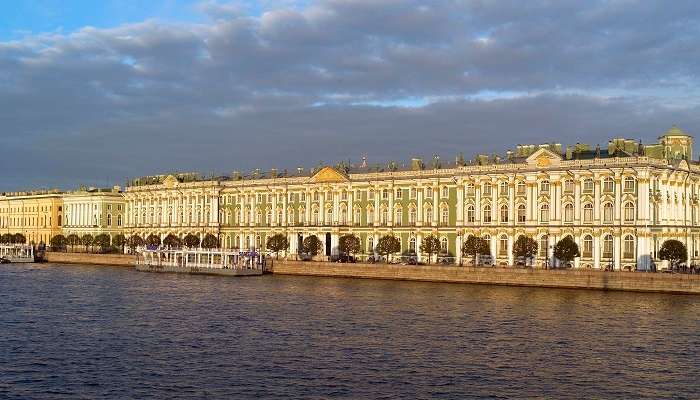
{"left": 45, "top": 252, "right": 136, "bottom": 267}
{"left": 272, "top": 260, "right": 700, "bottom": 294}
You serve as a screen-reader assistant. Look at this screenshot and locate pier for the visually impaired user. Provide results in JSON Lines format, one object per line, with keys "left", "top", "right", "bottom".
{"left": 0, "top": 245, "right": 35, "bottom": 263}
{"left": 135, "top": 247, "right": 265, "bottom": 276}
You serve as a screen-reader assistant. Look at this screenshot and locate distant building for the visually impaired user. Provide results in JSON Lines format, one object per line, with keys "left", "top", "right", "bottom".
{"left": 124, "top": 126, "right": 700, "bottom": 270}
{"left": 0, "top": 190, "right": 64, "bottom": 244}
{"left": 62, "top": 186, "right": 126, "bottom": 240}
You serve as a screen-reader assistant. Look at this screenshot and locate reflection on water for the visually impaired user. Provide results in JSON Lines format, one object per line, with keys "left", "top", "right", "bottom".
{"left": 1, "top": 263, "right": 699, "bottom": 399}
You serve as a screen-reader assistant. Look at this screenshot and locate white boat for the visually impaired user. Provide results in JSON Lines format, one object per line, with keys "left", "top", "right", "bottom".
{"left": 135, "top": 247, "right": 265, "bottom": 276}
{"left": 0, "top": 245, "right": 36, "bottom": 263}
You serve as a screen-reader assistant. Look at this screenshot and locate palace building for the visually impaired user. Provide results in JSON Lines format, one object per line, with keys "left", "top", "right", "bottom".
{"left": 124, "top": 126, "right": 699, "bottom": 270}
{"left": 62, "top": 186, "right": 126, "bottom": 241}
{"left": 0, "top": 190, "right": 64, "bottom": 244}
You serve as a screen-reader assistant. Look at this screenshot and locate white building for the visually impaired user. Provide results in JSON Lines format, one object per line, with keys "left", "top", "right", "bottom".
{"left": 62, "top": 187, "right": 126, "bottom": 240}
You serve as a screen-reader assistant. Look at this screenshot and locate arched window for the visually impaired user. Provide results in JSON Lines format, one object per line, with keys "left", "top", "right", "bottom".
{"left": 312, "top": 209, "right": 319, "bottom": 225}
{"left": 499, "top": 181, "right": 508, "bottom": 196}
{"left": 500, "top": 205, "right": 509, "bottom": 222}
{"left": 117, "top": 215, "right": 122, "bottom": 227}
{"left": 395, "top": 207, "right": 402, "bottom": 226}
{"left": 499, "top": 234, "right": 508, "bottom": 256}
{"left": 603, "top": 177, "right": 615, "bottom": 193}
{"left": 603, "top": 203, "right": 614, "bottom": 222}
{"left": 483, "top": 235, "right": 491, "bottom": 254}
{"left": 540, "top": 180, "right": 550, "bottom": 193}
{"left": 382, "top": 189, "right": 389, "bottom": 199}
{"left": 623, "top": 235, "right": 635, "bottom": 259}
{"left": 425, "top": 187, "right": 433, "bottom": 198}
{"left": 564, "top": 204, "right": 574, "bottom": 222}
{"left": 409, "top": 236, "right": 416, "bottom": 251}
{"left": 517, "top": 204, "right": 526, "bottom": 222}
{"left": 539, "top": 235, "right": 548, "bottom": 257}
{"left": 582, "top": 235, "right": 593, "bottom": 258}
{"left": 516, "top": 180, "right": 526, "bottom": 195}
{"left": 409, "top": 207, "right": 416, "bottom": 224}
{"left": 441, "top": 207, "right": 449, "bottom": 224}
{"left": 540, "top": 204, "right": 549, "bottom": 222}
{"left": 425, "top": 207, "right": 433, "bottom": 223}
{"left": 624, "top": 202, "right": 635, "bottom": 222}
{"left": 327, "top": 208, "right": 333, "bottom": 224}
{"left": 107, "top": 214, "right": 112, "bottom": 226}
{"left": 483, "top": 205, "right": 492, "bottom": 223}
{"left": 367, "top": 207, "right": 374, "bottom": 225}
{"left": 603, "top": 235, "right": 614, "bottom": 259}
{"left": 442, "top": 186, "right": 449, "bottom": 198}
{"left": 583, "top": 203, "right": 593, "bottom": 222}
{"left": 440, "top": 237, "right": 448, "bottom": 252}
{"left": 395, "top": 188, "right": 402, "bottom": 199}
{"left": 354, "top": 208, "right": 361, "bottom": 224}
{"left": 466, "top": 205, "right": 475, "bottom": 223}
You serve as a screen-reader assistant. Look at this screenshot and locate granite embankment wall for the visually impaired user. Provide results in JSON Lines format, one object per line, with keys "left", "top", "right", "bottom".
{"left": 46, "top": 252, "right": 137, "bottom": 267}
{"left": 272, "top": 260, "right": 700, "bottom": 294}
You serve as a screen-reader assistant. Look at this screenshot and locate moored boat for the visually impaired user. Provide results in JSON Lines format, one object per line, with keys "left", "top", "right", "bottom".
{"left": 0, "top": 245, "right": 37, "bottom": 263}
{"left": 135, "top": 247, "right": 265, "bottom": 276}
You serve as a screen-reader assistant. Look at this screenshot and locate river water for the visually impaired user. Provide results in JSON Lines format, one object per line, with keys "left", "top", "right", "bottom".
{"left": 1, "top": 263, "right": 698, "bottom": 399}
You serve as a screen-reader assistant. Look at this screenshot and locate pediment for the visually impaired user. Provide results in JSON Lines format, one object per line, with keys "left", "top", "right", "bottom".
{"left": 309, "top": 166, "right": 349, "bottom": 184}
{"left": 526, "top": 148, "right": 563, "bottom": 168}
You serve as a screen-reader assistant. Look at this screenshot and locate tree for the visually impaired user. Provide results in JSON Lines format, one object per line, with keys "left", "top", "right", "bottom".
{"left": 338, "top": 234, "right": 361, "bottom": 257}
{"left": 163, "top": 234, "right": 182, "bottom": 248}
{"left": 81, "top": 234, "right": 94, "bottom": 252}
{"left": 94, "top": 234, "right": 111, "bottom": 251}
{"left": 201, "top": 233, "right": 219, "bottom": 249}
{"left": 302, "top": 235, "right": 322, "bottom": 257}
{"left": 0, "top": 233, "right": 12, "bottom": 244}
{"left": 512, "top": 236, "right": 538, "bottom": 265}
{"left": 112, "top": 234, "right": 126, "bottom": 252}
{"left": 127, "top": 235, "right": 144, "bottom": 252}
{"left": 66, "top": 234, "right": 80, "bottom": 250}
{"left": 420, "top": 234, "right": 441, "bottom": 264}
{"left": 553, "top": 236, "right": 580, "bottom": 267}
{"left": 183, "top": 233, "right": 200, "bottom": 248}
{"left": 13, "top": 233, "right": 26, "bottom": 244}
{"left": 462, "top": 235, "right": 490, "bottom": 265}
{"left": 146, "top": 234, "right": 161, "bottom": 247}
{"left": 266, "top": 233, "right": 289, "bottom": 259}
{"left": 50, "top": 234, "right": 66, "bottom": 251}
{"left": 375, "top": 234, "right": 401, "bottom": 262}
{"left": 659, "top": 239, "right": 687, "bottom": 269}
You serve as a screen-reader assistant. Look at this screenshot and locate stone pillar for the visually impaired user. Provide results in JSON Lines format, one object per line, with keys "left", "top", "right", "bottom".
{"left": 417, "top": 189, "right": 424, "bottom": 225}
{"left": 614, "top": 234, "right": 622, "bottom": 270}
{"left": 456, "top": 185, "right": 464, "bottom": 225}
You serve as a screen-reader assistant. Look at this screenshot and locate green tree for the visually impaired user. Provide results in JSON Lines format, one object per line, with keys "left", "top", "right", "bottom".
{"left": 201, "top": 233, "right": 219, "bottom": 249}
{"left": 112, "top": 234, "right": 126, "bottom": 252}
{"left": 420, "top": 234, "right": 441, "bottom": 264}
{"left": 512, "top": 235, "right": 538, "bottom": 265}
{"left": 127, "top": 235, "right": 144, "bottom": 252}
{"left": 302, "top": 235, "right": 322, "bottom": 257}
{"left": 163, "top": 234, "right": 182, "bottom": 248}
{"left": 266, "top": 233, "right": 289, "bottom": 259}
{"left": 66, "top": 234, "right": 80, "bottom": 251}
{"left": 14, "top": 233, "right": 26, "bottom": 244}
{"left": 375, "top": 234, "right": 401, "bottom": 262}
{"left": 462, "top": 235, "right": 490, "bottom": 265}
{"left": 93, "top": 234, "right": 111, "bottom": 251}
{"left": 553, "top": 236, "right": 580, "bottom": 267}
{"left": 183, "top": 233, "right": 200, "bottom": 248}
{"left": 146, "top": 234, "right": 161, "bottom": 247}
{"left": 338, "top": 234, "right": 361, "bottom": 258}
{"left": 658, "top": 239, "right": 687, "bottom": 269}
{"left": 81, "top": 234, "right": 94, "bottom": 252}
{"left": 0, "top": 233, "right": 12, "bottom": 244}
{"left": 50, "top": 234, "right": 66, "bottom": 250}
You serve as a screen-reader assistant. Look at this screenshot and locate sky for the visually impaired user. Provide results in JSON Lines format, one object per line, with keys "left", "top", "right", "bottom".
{"left": 1, "top": 0, "right": 700, "bottom": 191}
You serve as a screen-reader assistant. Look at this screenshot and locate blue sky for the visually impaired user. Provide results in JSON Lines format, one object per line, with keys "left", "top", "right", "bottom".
{"left": 1, "top": 1, "right": 699, "bottom": 190}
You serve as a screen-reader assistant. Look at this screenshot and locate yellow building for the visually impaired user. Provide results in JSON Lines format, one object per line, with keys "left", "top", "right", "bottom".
{"left": 0, "top": 190, "right": 64, "bottom": 244}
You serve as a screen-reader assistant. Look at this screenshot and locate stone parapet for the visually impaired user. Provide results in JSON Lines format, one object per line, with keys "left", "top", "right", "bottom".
{"left": 46, "top": 252, "right": 137, "bottom": 267}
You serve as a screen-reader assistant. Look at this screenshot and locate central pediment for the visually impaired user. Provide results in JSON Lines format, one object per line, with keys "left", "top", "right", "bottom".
{"left": 526, "top": 148, "right": 563, "bottom": 168}
{"left": 309, "top": 166, "right": 349, "bottom": 183}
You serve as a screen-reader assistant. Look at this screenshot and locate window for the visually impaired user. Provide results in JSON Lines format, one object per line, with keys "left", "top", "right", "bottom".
{"left": 409, "top": 207, "right": 416, "bottom": 224}
{"left": 425, "top": 207, "right": 433, "bottom": 224}
{"left": 368, "top": 236, "right": 374, "bottom": 253}
{"left": 483, "top": 183, "right": 492, "bottom": 196}
{"left": 583, "top": 203, "right": 593, "bottom": 222}
{"left": 564, "top": 204, "right": 574, "bottom": 222}
{"left": 326, "top": 208, "right": 333, "bottom": 224}
{"left": 313, "top": 209, "right": 319, "bottom": 225}
{"left": 516, "top": 181, "right": 526, "bottom": 195}
{"left": 540, "top": 204, "right": 549, "bottom": 222}
{"left": 314, "top": 191, "right": 320, "bottom": 201}
{"left": 583, "top": 179, "right": 594, "bottom": 193}
{"left": 500, "top": 205, "right": 509, "bottom": 222}
{"left": 623, "top": 235, "right": 635, "bottom": 259}
{"left": 341, "top": 190, "right": 348, "bottom": 201}
{"left": 441, "top": 208, "right": 449, "bottom": 224}
{"left": 440, "top": 237, "right": 448, "bottom": 252}
{"left": 368, "top": 190, "right": 375, "bottom": 200}
{"left": 117, "top": 215, "right": 122, "bottom": 227}
{"left": 483, "top": 205, "right": 492, "bottom": 223}
{"left": 466, "top": 205, "right": 475, "bottom": 223}
{"left": 515, "top": 204, "right": 526, "bottom": 223}
{"left": 483, "top": 235, "right": 492, "bottom": 254}
{"left": 395, "top": 189, "right": 402, "bottom": 199}
{"left": 624, "top": 177, "right": 636, "bottom": 193}
{"left": 410, "top": 188, "right": 417, "bottom": 199}
{"left": 499, "top": 181, "right": 508, "bottom": 196}
{"left": 539, "top": 235, "right": 548, "bottom": 257}
{"left": 395, "top": 208, "right": 402, "bottom": 226}
{"left": 582, "top": 235, "right": 593, "bottom": 258}
{"left": 278, "top": 211, "right": 283, "bottom": 225}
{"left": 603, "top": 235, "right": 614, "bottom": 259}
{"left": 563, "top": 179, "right": 574, "bottom": 193}
{"left": 426, "top": 187, "right": 433, "bottom": 199}
{"left": 367, "top": 207, "right": 374, "bottom": 225}
{"left": 354, "top": 208, "right": 361, "bottom": 224}
{"left": 466, "top": 183, "right": 475, "bottom": 195}
{"left": 603, "top": 177, "right": 615, "bottom": 193}
{"left": 410, "top": 236, "right": 416, "bottom": 251}
{"left": 301, "top": 192, "right": 306, "bottom": 202}
{"left": 603, "top": 203, "right": 614, "bottom": 223}
{"left": 442, "top": 186, "right": 449, "bottom": 198}
{"left": 382, "top": 189, "right": 389, "bottom": 200}
{"left": 624, "top": 202, "right": 635, "bottom": 222}
{"left": 499, "top": 235, "right": 508, "bottom": 256}
{"left": 107, "top": 214, "right": 112, "bottom": 226}
{"left": 381, "top": 208, "right": 388, "bottom": 225}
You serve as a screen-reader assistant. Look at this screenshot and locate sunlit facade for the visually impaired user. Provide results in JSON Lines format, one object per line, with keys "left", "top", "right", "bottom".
{"left": 0, "top": 191, "right": 63, "bottom": 244}
{"left": 62, "top": 187, "right": 126, "bottom": 240}
{"left": 124, "top": 126, "right": 700, "bottom": 270}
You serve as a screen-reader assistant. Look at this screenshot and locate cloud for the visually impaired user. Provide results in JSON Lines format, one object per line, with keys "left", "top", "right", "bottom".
{"left": 1, "top": 0, "right": 699, "bottom": 190}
